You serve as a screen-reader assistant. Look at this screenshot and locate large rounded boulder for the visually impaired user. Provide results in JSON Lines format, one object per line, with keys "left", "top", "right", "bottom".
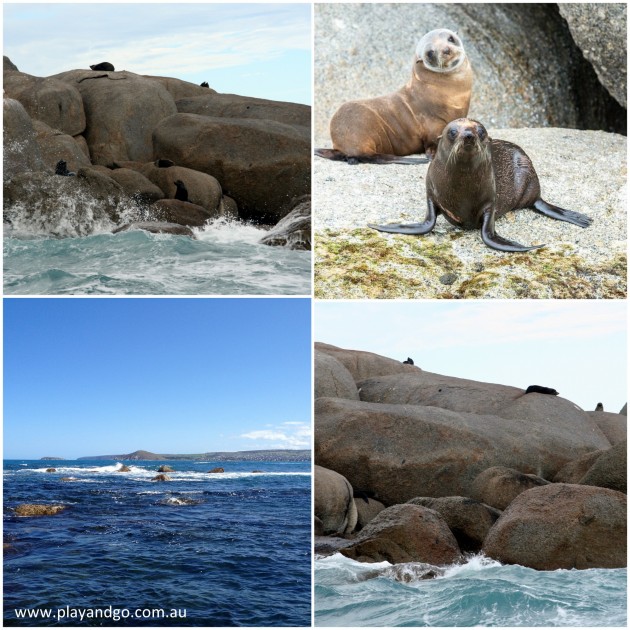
{"left": 314, "top": 350, "right": 359, "bottom": 401}
{"left": 52, "top": 70, "right": 178, "bottom": 165}
{"left": 586, "top": 411, "right": 627, "bottom": 445}
{"left": 315, "top": 465, "right": 357, "bottom": 536}
{"left": 340, "top": 504, "right": 463, "bottom": 565}
{"left": 33, "top": 120, "right": 92, "bottom": 173}
{"left": 553, "top": 449, "right": 606, "bottom": 483}
{"left": 470, "top": 466, "right": 550, "bottom": 510}
{"left": 3, "top": 97, "right": 46, "bottom": 180}
{"left": 579, "top": 440, "right": 626, "bottom": 493}
{"left": 152, "top": 113, "right": 310, "bottom": 224}
{"left": 482, "top": 483, "right": 627, "bottom": 570}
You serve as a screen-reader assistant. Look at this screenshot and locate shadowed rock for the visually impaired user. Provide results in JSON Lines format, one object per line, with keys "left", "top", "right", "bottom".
{"left": 471, "top": 466, "right": 550, "bottom": 510}
{"left": 579, "top": 440, "right": 626, "bottom": 493}
{"left": 315, "top": 465, "right": 357, "bottom": 536}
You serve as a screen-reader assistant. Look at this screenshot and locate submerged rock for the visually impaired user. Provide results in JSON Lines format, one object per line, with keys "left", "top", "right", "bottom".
{"left": 207, "top": 467, "right": 225, "bottom": 473}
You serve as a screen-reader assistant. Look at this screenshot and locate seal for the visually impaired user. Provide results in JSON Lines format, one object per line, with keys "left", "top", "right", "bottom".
{"left": 200, "top": 81, "right": 209, "bottom": 88}
{"left": 54, "top": 159, "right": 75, "bottom": 176}
{"left": 155, "top": 158, "right": 175, "bottom": 168}
{"left": 402, "top": 357, "right": 414, "bottom": 365}
{"left": 369, "top": 118, "right": 593, "bottom": 252}
{"left": 90, "top": 62, "right": 115, "bottom": 72}
{"left": 315, "top": 29, "right": 473, "bottom": 164}
{"left": 173, "top": 179, "right": 188, "bottom": 202}
{"left": 525, "top": 385, "right": 559, "bottom": 395}
{"left": 595, "top": 402, "right": 604, "bottom": 411}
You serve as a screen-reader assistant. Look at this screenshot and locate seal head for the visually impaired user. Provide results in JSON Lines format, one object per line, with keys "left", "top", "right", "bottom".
{"left": 416, "top": 29, "right": 467, "bottom": 73}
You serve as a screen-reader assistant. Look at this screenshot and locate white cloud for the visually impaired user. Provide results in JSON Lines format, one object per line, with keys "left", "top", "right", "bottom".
{"left": 241, "top": 421, "right": 311, "bottom": 449}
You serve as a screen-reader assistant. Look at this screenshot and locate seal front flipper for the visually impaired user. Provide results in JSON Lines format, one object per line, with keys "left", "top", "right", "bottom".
{"left": 369, "top": 199, "right": 437, "bottom": 235}
{"left": 533, "top": 200, "right": 592, "bottom": 228}
{"left": 481, "top": 209, "right": 544, "bottom": 252}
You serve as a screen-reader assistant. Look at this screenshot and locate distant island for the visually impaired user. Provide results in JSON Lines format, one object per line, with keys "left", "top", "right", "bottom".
{"left": 77, "top": 449, "right": 310, "bottom": 462}
{"left": 40, "top": 457, "right": 66, "bottom": 460}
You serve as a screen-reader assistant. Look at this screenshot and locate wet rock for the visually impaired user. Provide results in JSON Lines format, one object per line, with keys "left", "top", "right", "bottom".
{"left": 207, "top": 467, "right": 225, "bottom": 473}
{"left": 118, "top": 465, "right": 131, "bottom": 472}
{"left": 340, "top": 504, "right": 463, "bottom": 565}
{"left": 3, "top": 97, "right": 46, "bottom": 181}
{"left": 157, "top": 465, "right": 174, "bottom": 473}
{"left": 152, "top": 474, "right": 171, "bottom": 482}
{"left": 483, "top": 483, "right": 627, "bottom": 570}
{"left": 150, "top": 199, "right": 217, "bottom": 227}
{"left": 315, "top": 535, "right": 355, "bottom": 557}
{"left": 14, "top": 504, "right": 66, "bottom": 516}
{"left": 45, "top": 468, "right": 57, "bottom": 473}
{"left": 259, "top": 197, "right": 311, "bottom": 250}
{"left": 108, "top": 168, "right": 165, "bottom": 205}
{"left": 113, "top": 222, "right": 195, "bottom": 238}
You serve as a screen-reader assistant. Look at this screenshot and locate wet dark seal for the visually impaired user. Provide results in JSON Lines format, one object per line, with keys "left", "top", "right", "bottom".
{"left": 402, "top": 357, "right": 414, "bottom": 365}
{"left": 525, "top": 385, "right": 559, "bottom": 396}
{"left": 155, "top": 158, "right": 175, "bottom": 168}
{"left": 369, "top": 118, "right": 593, "bottom": 252}
{"left": 54, "top": 160, "right": 75, "bottom": 177}
{"left": 90, "top": 62, "right": 115, "bottom": 72}
{"left": 174, "top": 180, "right": 188, "bottom": 202}
{"left": 200, "top": 81, "right": 209, "bottom": 88}
{"left": 315, "top": 29, "right": 473, "bottom": 165}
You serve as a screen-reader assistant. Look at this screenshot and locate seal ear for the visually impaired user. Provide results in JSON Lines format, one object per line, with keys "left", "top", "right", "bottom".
{"left": 437, "top": 135, "right": 442, "bottom": 140}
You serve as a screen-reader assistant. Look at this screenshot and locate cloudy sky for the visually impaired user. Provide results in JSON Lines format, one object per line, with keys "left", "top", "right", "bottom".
{"left": 3, "top": 3, "right": 311, "bottom": 104}
{"left": 315, "top": 300, "right": 627, "bottom": 413}
{"left": 4, "top": 298, "right": 311, "bottom": 459}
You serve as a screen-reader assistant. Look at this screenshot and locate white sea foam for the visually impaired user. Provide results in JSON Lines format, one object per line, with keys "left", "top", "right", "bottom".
{"left": 195, "top": 217, "right": 267, "bottom": 245}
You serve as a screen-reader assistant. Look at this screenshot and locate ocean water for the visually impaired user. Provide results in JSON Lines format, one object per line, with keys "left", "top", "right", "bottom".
{"left": 315, "top": 553, "right": 627, "bottom": 627}
{"left": 3, "top": 220, "right": 311, "bottom": 295}
{"left": 4, "top": 460, "right": 311, "bottom": 626}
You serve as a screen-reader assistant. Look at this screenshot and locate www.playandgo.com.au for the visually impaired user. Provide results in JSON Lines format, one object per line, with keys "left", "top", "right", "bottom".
{"left": 14, "top": 606, "right": 187, "bottom": 622}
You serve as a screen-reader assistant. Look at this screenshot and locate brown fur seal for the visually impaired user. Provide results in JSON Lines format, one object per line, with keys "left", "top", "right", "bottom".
{"left": 369, "top": 118, "right": 592, "bottom": 252}
{"left": 525, "top": 385, "right": 559, "bottom": 395}
{"left": 315, "top": 29, "right": 473, "bottom": 164}
{"left": 90, "top": 62, "right": 115, "bottom": 72}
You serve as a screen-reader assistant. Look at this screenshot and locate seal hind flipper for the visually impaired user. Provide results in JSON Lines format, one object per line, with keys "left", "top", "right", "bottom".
{"left": 315, "top": 148, "right": 428, "bottom": 165}
{"left": 369, "top": 199, "right": 437, "bottom": 235}
{"left": 314, "top": 148, "right": 349, "bottom": 161}
{"left": 481, "top": 209, "right": 544, "bottom": 253}
{"left": 533, "top": 200, "right": 592, "bottom": 228}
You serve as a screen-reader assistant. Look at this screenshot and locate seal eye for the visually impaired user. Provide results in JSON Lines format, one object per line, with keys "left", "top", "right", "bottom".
{"left": 448, "top": 127, "right": 458, "bottom": 140}
{"left": 477, "top": 126, "right": 486, "bottom": 140}
{"left": 448, "top": 35, "right": 456, "bottom": 44}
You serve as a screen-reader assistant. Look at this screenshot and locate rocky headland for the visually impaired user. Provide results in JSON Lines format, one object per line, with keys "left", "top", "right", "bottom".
{"left": 3, "top": 57, "right": 310, "bottom": 249}
{"left": 314, "top": 4, "right": 626, "bottom": 298}
{"left": 314, "top": 342, "right": 627, "bottom": 571}
{"left": 77, "top": 449, "right": 311, "bottom": 462}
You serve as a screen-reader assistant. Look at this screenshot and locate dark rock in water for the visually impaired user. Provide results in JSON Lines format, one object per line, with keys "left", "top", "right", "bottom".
{"left": 252, "top": 470, "right": 263, "bottom": 473}
{"left": 90, "top": 62, "right": 115, "bottom": 72}
{"left": 207, "top": 467, "right": 224, "bottom": 474}
{"left": 55, "top": 160, "right": 75, "bottom": 176}
{"left": 14, "top": 504, "right": 66, "bottom": 516}
{"left": 218, "top": 195, "right": 239, "bottom": 220}
{"left": 151, "top": 199, "right": 217, "bottom": 227}
{"left": 45, "top": 468, "right": 57, "bottom": 473}
{"left": 340, "top": 504, "right": 463, "bottom": 565}
{"left": 118, "top": 465, "right": 131, "bottom": 472}
{"left": 358, "top": 562, "right": 446, "bottom": 583}
{"left": 60, "top": 477, "right": 78, "bottom": 482}
{"left": 525, "top": 385, "right": 559, "bottom": 395}
{"left": 259, "top": 197, "right": 311, "bottom": 250}
{"left": 471, "top": 466, "right": 550, "bottom": 510}
{"left": 157, "top": 465, "right": 174, "bottom": 473}
{"left": 113, "top": 222, "right": 195, "bottom": 238}
{"left": 483, "top": 483, "right": 627, "bottom": 570}
{"left": 406, "top": 496, "right": 501, "bottom": 552}
{"left": 152, "top": 474, "right": 171, "bottom": 482}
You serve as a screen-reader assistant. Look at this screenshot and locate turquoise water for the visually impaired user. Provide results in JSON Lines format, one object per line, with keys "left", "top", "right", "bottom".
{"left": 315, "top": 554, "right": 627, "bottom": 627}
{"left": 4, "top": 220, "right": 310, "bottom": 295}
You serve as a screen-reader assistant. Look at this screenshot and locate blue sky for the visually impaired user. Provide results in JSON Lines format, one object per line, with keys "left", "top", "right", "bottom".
{"left": 3, "top": 3, "right": 311, "bottom": 104}
{"left": 4, "top": 298, "right": 311, "bottom": 459}
{"left": 315, "top": 301, "right": 627, "bottom": 414}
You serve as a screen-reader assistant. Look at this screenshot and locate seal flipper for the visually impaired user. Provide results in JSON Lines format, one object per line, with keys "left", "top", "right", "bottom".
{"left": 369, "top": 199, "right": 437, "bottom": 235}
{"left": 315, "top": 148, "right": 428, "bottom": 165}
{"left": 481, "top": 209, "right": 544, "bottom": 252}
{"left": 314, "top": 148, "right": 350, "bottom": 161}
{"left": 533, "top": 199, "right": 592, "bottom": 228}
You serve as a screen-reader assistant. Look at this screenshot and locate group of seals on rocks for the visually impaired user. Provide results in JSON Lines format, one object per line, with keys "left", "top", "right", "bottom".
{"left": 317, "top": 28, "right": 593, "bottom": 251}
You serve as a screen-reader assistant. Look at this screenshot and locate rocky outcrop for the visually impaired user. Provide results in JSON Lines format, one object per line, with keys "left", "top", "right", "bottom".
{"left": 152, "top": 474, "right": 171, "bottom": 481}
{"left": 470, "top": 466, "right": 550, "bottom": 510}
{"left": 579, "top": 440, "right": 626, "bottom": 493}
{"left": 3, "top": 98, "right": 46, "bottom": 181}
{"left": 553, "top": 450, "right": 605, "bottom": 483}
{"left": 157, "top": 465, "right": 174, "bottom": 472}
{"left": 340, "top": 504, "right": 463, "bottom": 565}
{"left": 14, "top": 504, "right": 66, "bottom": 516}
{"left": 259, "top": 197, "right": 311, "bottom": 250}
{"left": 315, "top": 465, "right": 357, "bottom": 536}
{"left": 314, "top": 350, "right": 359, "bottom": 401}
{"left": 45, "top": 468, "right": 56, "bottom": 473}
{"left": 144, "top": 75, "right": 216, "bottom": 100}
{"left": 108, "top": 168, "right": 164, "bottom": 205}
{"left": 152, "top": 113, "right": 310, "bottom": 224}
{"left": 33, "top": 120, "right": 92, "bottom": 173}
{"left": 315, "top": 342, "right": 420, "bottom": 382}
{"left": 558, "top": 3, "right": 627, "bottom": 108}
{"left": 208, "top": 467, "right": 225, "bottom": 473}
{"left": 406, "top": 496, "right": 501, "bottom": 552}
{"left": 315, "top": 396, "right": 609, "bottom": 506}
{"left": 118, "top": 465, "right": 131, "bottom": 472}
{"left": 482, "top": 484, "right": 627, "bottom": 570}
{"left": 150, "top": 199, "right": 219, "bottom": 227}
{"left": 354, "top": 497, "right": 386, "bottom": 531}
{"left": 586, "top": 411, "right": 627, "bottom": 445}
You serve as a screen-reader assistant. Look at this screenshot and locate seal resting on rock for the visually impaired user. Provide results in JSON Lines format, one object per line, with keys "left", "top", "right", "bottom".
{"left": 54, "top": 160, "right": 75, "bottom": 176}
{"left": 525, "top": 385, "right": 559, "bottom": 395}
{"left": 315, "top": 29, "right": 473, "bottom": 164}
{"left": 402, "top": 357, "right": 414, "bottom": 365}
{"left": 90, "top": 62, "right": 115, "bottom": 71}
{"left": 369, "top": 118, "right": 593, "bottom": 252}
{"left": 173, "top": 179, "right": 189, "bottom": 202}
{"left": 200, "top": 81, "right": 209, "bottom": 88}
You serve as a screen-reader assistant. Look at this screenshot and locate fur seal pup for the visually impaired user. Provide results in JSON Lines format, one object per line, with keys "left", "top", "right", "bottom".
{"left": 403, "top": 357, "right": 414, "bottom": 365}
{"left": 200, "top": 81, "right": 209, "bottom": 88}
{"left": 315, "top": 29, "right": 473, "bottom": 164}
{"left": 369, "top": 118, "right": 593, "bottom": 252}
{"left": 54, "top": 160, "right": 75, "bottom": 176}
{"left": 525, "top": 385, "right": 559, "bottom": 395}
{"left": 90, "top": 62, "right": 115, "bottom": 72}
{"left": 173, "top": 179, "right": 188, "bottom": 202}
{"left": 595, "top": 402, "right": 604, "bottom": 411}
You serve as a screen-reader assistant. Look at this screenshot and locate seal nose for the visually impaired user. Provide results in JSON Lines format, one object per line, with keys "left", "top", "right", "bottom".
{"left": 442, "top": 46, "right": 451, "bottom": 56}
{"left": 462, "top": 129, "right": 475, "bottom": 142}
{"left": 427, "top": 49, "right": 435, "bottom": 61}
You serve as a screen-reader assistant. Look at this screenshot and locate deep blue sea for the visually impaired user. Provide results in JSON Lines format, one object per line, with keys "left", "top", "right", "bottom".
{"left": 3, "top": 220, "right": 311, "bottom": 295}
{"left": 4, "top": 459, "right": 311, "bottom": 626}
{"left": 315, "top": 553, "right": 627, "bottom": 627}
